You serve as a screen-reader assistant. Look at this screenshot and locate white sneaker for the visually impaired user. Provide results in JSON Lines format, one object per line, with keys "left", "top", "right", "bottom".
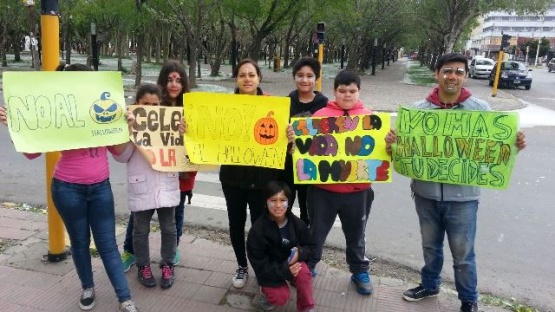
{"left": 232, "top": 266, "right": 248, "bottom": 288}
{"left": 119, "top": 300, "right": 139, "bottom": 312}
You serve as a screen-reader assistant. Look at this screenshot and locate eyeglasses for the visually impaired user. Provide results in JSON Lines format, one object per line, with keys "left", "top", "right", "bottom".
{"left": 441, "top": 67, "right": 466, "bottom": 76}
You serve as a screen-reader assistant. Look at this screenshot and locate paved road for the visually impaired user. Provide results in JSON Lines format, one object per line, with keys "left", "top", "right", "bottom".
{"left": 1, "top": 59, "right": 554, "bottom": 311}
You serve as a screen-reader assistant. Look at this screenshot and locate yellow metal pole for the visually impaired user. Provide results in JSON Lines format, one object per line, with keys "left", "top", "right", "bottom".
{"left": 317, "top": 43, "right": 324, "bottom": 91}
{"left": 41, "top": 0, "right": 67, "bottom": 262}
{"left": 492, "top": 51, "right": 504, "bottom": 97}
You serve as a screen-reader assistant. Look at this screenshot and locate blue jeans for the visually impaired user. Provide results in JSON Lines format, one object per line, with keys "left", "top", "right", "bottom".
{"left": 52, "top": 178, "right": 131, "bottom": 303}
{"left": 414, "top": 194, "right": 478, "bottom": 303}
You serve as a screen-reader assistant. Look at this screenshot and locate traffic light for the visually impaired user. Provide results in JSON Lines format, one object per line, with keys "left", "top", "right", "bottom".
{"left": 316, "top": 22, "right": 325, "bottom": 44}
{"left": 501, "top": 34, "right": 512, "bottom": 49}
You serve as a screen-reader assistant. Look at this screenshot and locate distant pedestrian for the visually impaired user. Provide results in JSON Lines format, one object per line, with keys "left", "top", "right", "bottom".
{"left": 384, "top": 53, "right": 527, "bottom": 312}
{"left": 306, "top": 70, "right": 374, "bottom": 296}
{"left": 247, "top": 181, "right": 315, "bottom": 312}
{"left": 114, "top": 83, "right": 178, "bottom": 289}
{"left": 281, "top": 57, "right": 328, "bottom": 226}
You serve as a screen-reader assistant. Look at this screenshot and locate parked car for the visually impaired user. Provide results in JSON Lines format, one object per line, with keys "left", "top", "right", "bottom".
{"left": 469, "top": 58, "right": 495, "bottom": 79}
{"left": 548, "top": 58, "right": 555, "bottom": 72}
{"left": 489, "top": 61, "right": 532, "bottom": 90}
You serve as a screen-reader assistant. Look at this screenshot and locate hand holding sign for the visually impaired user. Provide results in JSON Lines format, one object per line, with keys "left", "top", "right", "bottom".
{"left": 0, "top": 106, "right": 7, "bottom": 126}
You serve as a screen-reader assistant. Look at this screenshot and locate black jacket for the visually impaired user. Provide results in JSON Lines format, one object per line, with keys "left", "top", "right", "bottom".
{"left": 246, "top": 211, "right": 311, "bottom": 287}
{"left": 219, "top": 87, "right": 283, "bottom": 189}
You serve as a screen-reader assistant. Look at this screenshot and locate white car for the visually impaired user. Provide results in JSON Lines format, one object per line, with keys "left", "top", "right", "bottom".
{"left": 469, "top": 58, "right": 495, "bottom": 79}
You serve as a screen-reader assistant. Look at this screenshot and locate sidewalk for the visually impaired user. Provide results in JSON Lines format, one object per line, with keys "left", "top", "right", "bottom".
{"left": 0, "top": 206, "right": 444, "bottom": 312}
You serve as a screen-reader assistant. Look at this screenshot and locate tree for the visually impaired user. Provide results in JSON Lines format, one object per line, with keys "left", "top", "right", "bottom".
{"left": 519, "top": 37, "right": 550, "bottom": 60}
{"left": 224, "top": 0, "right": 303, "bottom": 61}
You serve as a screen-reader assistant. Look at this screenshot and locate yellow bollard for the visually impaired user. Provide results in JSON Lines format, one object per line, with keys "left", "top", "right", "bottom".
{"left": 317, "top": 43, "right": 324, "bottom": 91}
{"left": 492, "top": 51, "right": 504, "bottom": 98}
{"left": 41, "top": 5, "right": 68, "bottom": 262}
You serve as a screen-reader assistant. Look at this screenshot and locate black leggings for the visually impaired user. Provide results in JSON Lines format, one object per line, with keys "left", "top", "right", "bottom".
{"left": 222, "top": 184, "right": 266, "bottom": 268}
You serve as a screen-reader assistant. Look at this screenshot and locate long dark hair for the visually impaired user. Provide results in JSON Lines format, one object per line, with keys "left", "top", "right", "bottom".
{"left": 135, "top": 83, "right": 162, "bottom": 103}
{"left": 56, "top": 63, "right": 93, "bottom": 71}
{"left": 263, "top": 180, "right": 292, "bottom": 203}
{"left": 156, "top": 60, "right": 190, "bottom": 106}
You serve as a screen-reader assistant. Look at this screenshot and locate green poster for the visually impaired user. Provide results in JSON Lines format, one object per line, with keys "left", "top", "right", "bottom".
{"left": 3, "top": 71, "right": 129, "bottom": 153}
{"left": 392, "top": 107, "right": 519, "bottom": 189}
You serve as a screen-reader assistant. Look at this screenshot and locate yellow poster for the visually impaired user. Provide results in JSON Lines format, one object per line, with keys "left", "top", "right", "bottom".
{"left": 3, "top": 71, "right": 129, "bottom": 153}
{"left": 183, "top": 92, "right": 290, "bottom": 169}
{"left": 292, "top": 113, "right": 391, "bottom": 184}
{"left": 128, "top": 105, "right": 215, "bottom": 172}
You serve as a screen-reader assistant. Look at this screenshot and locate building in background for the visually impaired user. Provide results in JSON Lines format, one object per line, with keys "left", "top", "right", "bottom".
{"left": 467, "top": 5, "right": 555, "bottom": 63}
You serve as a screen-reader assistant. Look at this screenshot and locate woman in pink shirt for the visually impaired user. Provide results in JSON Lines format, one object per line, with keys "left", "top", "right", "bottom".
{"left": 0, "top": 64, "right": 138, "bottom": 312}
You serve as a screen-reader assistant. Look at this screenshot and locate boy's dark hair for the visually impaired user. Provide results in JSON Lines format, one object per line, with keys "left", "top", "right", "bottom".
{"left": 292, "top": 57, "right": 321, "bottom": 80}
{"left": 263, "top": 180, "right": 292, "bottom": 204}
{"left": 435, "top": 53, "right": 469, "bottom": 73}
{"left": 55, "top": 63, "right": 93, "bottom": 71}
{"left": 334, "top": 70, "right": 360, "bottom": 90}
{"left": 135, "top": 83, "right": 162, "bottom": 102}
{"left": 234, "top": 58, "right": 262, "bottom": 80}
{"left": 157, "top": 60, "right": 190, "bottom": 107}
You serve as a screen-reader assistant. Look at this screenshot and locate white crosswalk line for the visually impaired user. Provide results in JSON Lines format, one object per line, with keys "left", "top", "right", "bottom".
{"left": 191, "top": 173, "right": 342, "bottom": 228}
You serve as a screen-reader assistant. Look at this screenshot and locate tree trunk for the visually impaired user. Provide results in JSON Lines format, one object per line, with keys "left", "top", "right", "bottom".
{"left": 346, "top": 46, "right": 358, "bottom": 70}
{"left": 145, "top": 31, "right": 151, "bottom": 63}
{"left": 117, "top": 31, "right": 124, "bottom": 71}
{"left": 64, "top": 21, "right": 71, "bottom": 64}
{"left": 134, "top": 32, "right": 144, "bottom": 87}
{"left": 155, "top": 33, "right": 161, "bottom": 64}
{"left": 248, "top": 32, "right": 267, "bottom": 62}
{"left": 188, "top": 40, "right": 197, "bottom": 88}
{"left": 0, "top": 19, "right": 7, "bottom": 67}
{"left": 163, "top": 31, "right": 170, "bottom": 63}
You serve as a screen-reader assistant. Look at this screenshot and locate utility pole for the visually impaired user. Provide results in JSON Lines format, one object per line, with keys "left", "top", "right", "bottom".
{"left": 534, "top": 17, "right": 544, "bottom": 67}
{"left": 316, "top": 22, "right": 325, "bottom": 92}
{"left": 41, "top": 0, "right": 69, "bottom": 262}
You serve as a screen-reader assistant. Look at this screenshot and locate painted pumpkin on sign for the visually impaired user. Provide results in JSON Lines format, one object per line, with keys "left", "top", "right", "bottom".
{"left": 254, "top": 111, "right": 278, "bottom": 145}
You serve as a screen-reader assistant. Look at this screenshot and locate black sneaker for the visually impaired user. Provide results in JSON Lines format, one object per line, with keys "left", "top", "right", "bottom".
{"left": 232, "top": 266, "right": 249, "bottom": 288}
{"left": 78, "top": 287, "right": 95, "bottom": 310}
{"left": 138, "top": 264, "right": 156, "bottom": 288}
{"left": 160, "top": 262, "right": 175, "bottom": 289}
{"left": 460, "top": 301, "right": 478, "bottom": 312}
{"left": 402, "top": 285, "right": 440, "bottom": 301}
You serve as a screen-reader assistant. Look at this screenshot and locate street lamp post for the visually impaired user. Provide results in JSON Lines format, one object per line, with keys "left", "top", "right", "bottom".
{"left": 90, "top": 22, "right": 98, "bottom": 71}
{"left": 534, "top": 17, "right": 544, "bottom": 67}
{"left": 488, "top": 23, "right": 495, "bottom": 58}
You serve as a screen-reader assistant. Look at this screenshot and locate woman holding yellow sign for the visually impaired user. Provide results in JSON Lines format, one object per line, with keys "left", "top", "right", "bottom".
{"left": 220, "top": 59, "right": 295, "bottom": 289}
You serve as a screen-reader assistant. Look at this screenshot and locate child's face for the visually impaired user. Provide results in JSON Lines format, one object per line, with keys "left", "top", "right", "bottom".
{"left": 333, "top": 83, "right": 360, "bottom": 110}
{"left": 266, "top": 191, "right": 288, "bottom": 221}
{"left": 294, "top": 65, "right": 316, "bottom": 94}
{"left": 137, "top": 93, "right": 160, "bottom": 106}
{"left": 167, "top": 72, "right": 184, "bottom": 101}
